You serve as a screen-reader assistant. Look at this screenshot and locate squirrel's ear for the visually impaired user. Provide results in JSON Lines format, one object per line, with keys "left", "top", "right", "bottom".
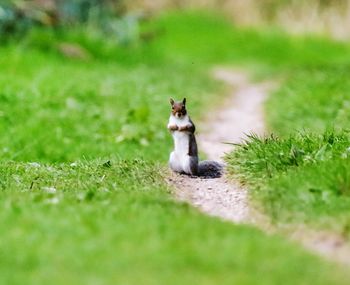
{"left": 170, "top": 98, "right": 175, "bottom": 106}
{"left": 182, "top": 98, "right": 186, "bottom": 105}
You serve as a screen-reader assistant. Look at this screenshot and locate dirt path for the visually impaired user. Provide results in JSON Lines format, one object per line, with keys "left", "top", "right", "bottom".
{"left": 170, "top": 68, "right": 269, "bottom": 223}
{"left": 168, "top": 67, "right": 350, "bottom": 266}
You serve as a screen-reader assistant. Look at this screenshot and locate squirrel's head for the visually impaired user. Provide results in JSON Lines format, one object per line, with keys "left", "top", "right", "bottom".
{"left": 170, "top": 98, "right": 187, "bottom": 118}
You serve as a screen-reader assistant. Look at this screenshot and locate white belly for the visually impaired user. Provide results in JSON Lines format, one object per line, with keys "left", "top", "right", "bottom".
{"left": 168, "top": 115, "right": 191, "bottom": 156}
{"left": 173, "top": 131, "right": 189, "bottom": 155}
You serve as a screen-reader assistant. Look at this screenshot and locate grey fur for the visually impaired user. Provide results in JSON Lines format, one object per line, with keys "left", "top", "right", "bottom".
{"left": 189, "top": 155, "right": 199, "bottom": 176}
{"left": 198, "top": 160, "right": 223, "bottom": 178}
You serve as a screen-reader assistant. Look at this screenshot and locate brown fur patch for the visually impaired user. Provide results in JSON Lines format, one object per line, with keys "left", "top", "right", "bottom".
{"left": 170, "top": 99, "right": 187, "bottom": 117}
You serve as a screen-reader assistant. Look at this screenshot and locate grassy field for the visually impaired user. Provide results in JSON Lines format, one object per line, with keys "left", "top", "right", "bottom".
{"left": 1, "top": 11, "right": 350, "bottom": 284}
{"left": 224, "top": 13, "right": 350, "bottom": 236}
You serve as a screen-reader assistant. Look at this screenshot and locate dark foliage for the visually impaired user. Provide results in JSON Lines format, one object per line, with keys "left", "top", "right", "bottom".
{"left": 0, "top": 0, "right": 128, "bottom": 39}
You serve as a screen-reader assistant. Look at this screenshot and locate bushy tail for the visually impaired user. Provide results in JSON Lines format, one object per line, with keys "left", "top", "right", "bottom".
{"left": 198, "top": 160, "right": 223, "bottom": 178}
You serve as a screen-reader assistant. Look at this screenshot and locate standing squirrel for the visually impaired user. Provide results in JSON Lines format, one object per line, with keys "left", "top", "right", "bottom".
{"left": 167, "top": 98, "right": 222, "bottom": 178}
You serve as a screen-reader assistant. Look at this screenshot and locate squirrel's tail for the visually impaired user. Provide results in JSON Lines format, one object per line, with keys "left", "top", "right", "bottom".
{"left": 198, "top": 160, "right": 223, "bottom": 178}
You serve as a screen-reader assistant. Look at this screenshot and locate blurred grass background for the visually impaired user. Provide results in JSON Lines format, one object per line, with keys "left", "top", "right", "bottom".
{"left": 3, "top": 0, "right": 350, "bottom": 41}
{"left": 129, "top": 0, "right": 350, "bottom": 39}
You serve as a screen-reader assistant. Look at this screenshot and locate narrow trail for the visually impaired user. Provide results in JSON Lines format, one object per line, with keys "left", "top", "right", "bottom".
{"left": 170, "top": 68, "right": 269, "bottom": 223}
{"left": 168, "top": 67, "right": 350, "bottom": 267}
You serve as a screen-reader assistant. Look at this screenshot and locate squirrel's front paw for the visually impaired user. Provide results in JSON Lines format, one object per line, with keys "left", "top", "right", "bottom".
{"left": 168, "top": 125, "right": 178, "bottom": 131}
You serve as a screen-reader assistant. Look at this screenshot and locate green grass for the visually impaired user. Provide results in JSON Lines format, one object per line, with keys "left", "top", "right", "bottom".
{"left": 1, "top": 10, "right": 350, "bottom": 285}
{"left": 226, "top": 132, "right": 350, "bottom": 234}
{"left": 221, "top": 8, "right": 350, "bottom": 237}
{"left": 0, "top": 47, "right": 220, "bottom": 162}
{"left": 0, "top": 161, "right": 348, "bottom": 285}
{"left": 267, "top": 66, "right": 350, "bottom": 134}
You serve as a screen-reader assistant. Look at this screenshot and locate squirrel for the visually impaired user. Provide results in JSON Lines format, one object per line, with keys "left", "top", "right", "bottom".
{"left": 167, "top": 98, "right": 222, "bottom": 178}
